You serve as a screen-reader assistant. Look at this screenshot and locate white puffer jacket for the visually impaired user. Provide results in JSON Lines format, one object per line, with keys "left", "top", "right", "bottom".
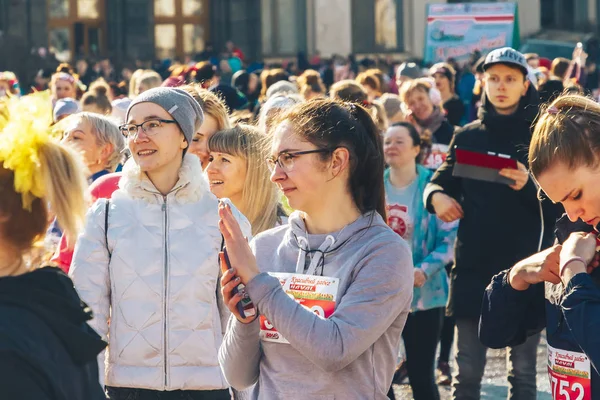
{"left": 70, "top": 154, "right": 251, "bottom": 391}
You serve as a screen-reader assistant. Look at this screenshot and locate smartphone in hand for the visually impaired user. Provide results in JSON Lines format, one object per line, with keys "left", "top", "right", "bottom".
{"left": 219, "top": 247, "right": 256, "bottom": 319}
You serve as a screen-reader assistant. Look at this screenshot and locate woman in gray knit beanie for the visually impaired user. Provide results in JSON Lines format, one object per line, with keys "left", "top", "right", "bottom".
{"left": 70, "top": 87, "right": 252, "bottom": 399}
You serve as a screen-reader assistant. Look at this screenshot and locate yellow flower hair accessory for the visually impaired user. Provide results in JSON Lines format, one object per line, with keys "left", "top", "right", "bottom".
{"left": 0, "top": 90, "right": 54, "bottom": 210}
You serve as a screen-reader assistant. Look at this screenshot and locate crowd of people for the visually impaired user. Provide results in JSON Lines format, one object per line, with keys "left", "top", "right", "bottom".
{"left": 1, "top": 38, "right": 600, "bottom": 400}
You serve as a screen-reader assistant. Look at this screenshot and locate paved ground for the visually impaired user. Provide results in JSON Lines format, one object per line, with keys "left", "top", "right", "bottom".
{"left": 393, "top": 333, "right": 552, "bottom": 399}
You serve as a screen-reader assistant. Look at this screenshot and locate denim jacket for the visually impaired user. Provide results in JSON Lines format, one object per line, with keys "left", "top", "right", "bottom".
{"left": 385, "top": 165, "right": 458, "bottom": 312}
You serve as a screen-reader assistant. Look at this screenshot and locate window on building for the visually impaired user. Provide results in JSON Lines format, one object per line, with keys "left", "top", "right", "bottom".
{"left": 541, "top": 0, "right": 588, "bottom": 31}
{"left": 154, "top": 0, "right": 209, "bottom": 60}
{"left": 352, "top": 0, "right": 403, "bottom": 53}
{"left": 261, "top": 0, "right": 307, "bottom": 57}
{"left": 47, "top": 0, "right": 104, "bottom": 61}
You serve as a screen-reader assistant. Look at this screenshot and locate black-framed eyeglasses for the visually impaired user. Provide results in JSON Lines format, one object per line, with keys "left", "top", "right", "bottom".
{"left": 266, "top": 149, "right": 333, "bottom": 173}
{"left": 119, "top": 119, "right": 177, "bottom": 137}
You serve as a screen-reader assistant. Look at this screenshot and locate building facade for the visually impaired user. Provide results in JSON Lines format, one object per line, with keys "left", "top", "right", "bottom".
{"left": 0, "top": 0, "right": 598, "bottom": 67}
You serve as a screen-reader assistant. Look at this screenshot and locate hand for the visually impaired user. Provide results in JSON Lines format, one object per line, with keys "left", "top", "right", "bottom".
{"left": 413, "top": 269, "right": 426, "bottom": 288}
{"left": 560, "top": 232, "right": 598, "bottom": 284}
{"left": 499, "top": 162, "right": 529, "bottom": 191}
{"left": 431, "top": 192, "right": 464, "bottom": 222}
{"left": 218, "top": 202, "right": 260, "bottom": 284}
{"left": 221, "top": 268, "right": 257, "bottom": 324}
{"left": 508, "top": 245, "right": 561, "bottom": 291}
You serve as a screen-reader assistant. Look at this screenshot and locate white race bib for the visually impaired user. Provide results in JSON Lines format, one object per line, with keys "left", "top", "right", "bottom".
{"left": 260, "top": 273, "right": 339, "bottom": 344}
{"left": 548, "top": 345, "right": 591, "bottom": 400}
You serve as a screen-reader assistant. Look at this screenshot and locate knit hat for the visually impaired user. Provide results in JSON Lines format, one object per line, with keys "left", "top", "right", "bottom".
{"left": 379, "top": 93, "right": 403, "bottom": 119}
{"left": 266, "top": 80, "right": 298, "bottom": 99}
{"left": 126, "top": 87, "right": 204, "bottom": 144}
{"left": 53, "top": 97, "right": 80, "bottom": 122}
{"left": 396, "top": 62, "right": 421, "bottom": 80}
{"left": 483, "top": 47, "right": 529, "bottom": 76}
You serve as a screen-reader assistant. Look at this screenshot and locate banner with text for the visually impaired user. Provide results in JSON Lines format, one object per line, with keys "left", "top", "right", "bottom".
{"left": 424, "top": 2, "right": 520, "bottom": 65}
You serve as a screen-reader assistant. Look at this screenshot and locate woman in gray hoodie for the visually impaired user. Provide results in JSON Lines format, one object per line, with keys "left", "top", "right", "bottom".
{"left": 217, "top": 99, "right": 414, "bottom": 399}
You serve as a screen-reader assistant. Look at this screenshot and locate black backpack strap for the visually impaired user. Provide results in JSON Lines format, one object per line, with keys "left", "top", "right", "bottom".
{"left": 105, "top": 199, "right": 111, "bottom": 259}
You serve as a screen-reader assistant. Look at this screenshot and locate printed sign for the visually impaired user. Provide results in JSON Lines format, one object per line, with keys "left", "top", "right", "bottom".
{"left": 424, "top": 2, "right": 520, "bottom": 64}
{"left": 547, "top": 345, "right": 591, "bottom": 400}
{"left": 260, "top": 273, "right": 339, "bottom": 344}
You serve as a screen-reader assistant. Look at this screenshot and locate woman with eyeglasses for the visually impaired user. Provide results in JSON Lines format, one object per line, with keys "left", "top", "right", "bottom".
{"left": 217, "top": 99, "right": 414, "bottom": 399}
{"left": 70, "top": 87, "right": 251, "bottom": 400}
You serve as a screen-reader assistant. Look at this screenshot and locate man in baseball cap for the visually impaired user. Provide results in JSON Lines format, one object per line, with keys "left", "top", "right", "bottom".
{"left": 425, "top": 46, "right": 557, "bottom": 400}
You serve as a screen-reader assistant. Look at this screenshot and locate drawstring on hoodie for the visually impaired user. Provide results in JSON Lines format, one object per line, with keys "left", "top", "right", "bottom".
{"left": 294, "top": 234, "right": 337, "bottom": 276}
{"left": 290, "top": 211, "right": 377, "bottom": 276}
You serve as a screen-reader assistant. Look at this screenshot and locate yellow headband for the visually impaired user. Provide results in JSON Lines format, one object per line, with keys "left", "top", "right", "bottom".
{"left": 0, "top": 91, "right": 55, "bottom": 210}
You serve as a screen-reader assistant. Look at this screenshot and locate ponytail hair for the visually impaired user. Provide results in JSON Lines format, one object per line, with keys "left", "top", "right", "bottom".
{"left": 0, "top": 140, "right": 88, "bottom": 253}
{"left": 276, "top": 99, "right": 386, "bottom": 219}
{"left": 39, "top": 141, "right": 89, "bottom": 246}
{"left": 81, "top": 80, "right": 112, "bottom": 114}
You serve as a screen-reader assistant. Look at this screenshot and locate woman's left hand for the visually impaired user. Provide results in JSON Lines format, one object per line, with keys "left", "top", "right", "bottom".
{"left": 219, "top": 202, "right": 260, "bottom": 284}
{"left": 499, "top": 162, "right": 529, "bottom": 191}
{"left": 560, "top": 232, "right": 599, "bottom": 284}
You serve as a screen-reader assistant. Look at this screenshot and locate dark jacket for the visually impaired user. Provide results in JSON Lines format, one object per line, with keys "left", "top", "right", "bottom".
{"left": 0, "top": 266, "right": 106, "bottom": 400}
{"left": 443, "top": 95, "right": 466, "bottom": 127}
{"left": 424, "top": 85, "right": 561, "bottom": 319}
{"left": 480, "top": 216, "right": 600, "bottom": 398}
{"left": 432, "top": 119, "right": 455, "bottom": 146}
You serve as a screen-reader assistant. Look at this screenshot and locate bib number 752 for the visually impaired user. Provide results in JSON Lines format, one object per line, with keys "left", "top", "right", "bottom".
{"left": 551, "top": 376, "right": 584, "bottom": 400}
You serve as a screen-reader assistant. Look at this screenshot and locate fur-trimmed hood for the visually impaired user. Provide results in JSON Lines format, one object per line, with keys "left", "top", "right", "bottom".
{"left": 117, "top": 153, "right": 209, "bottom": 204}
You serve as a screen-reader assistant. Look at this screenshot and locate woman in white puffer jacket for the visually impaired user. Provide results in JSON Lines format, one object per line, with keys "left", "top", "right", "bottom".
{"left": 70, "top": 87, "right": 251, "bottom": 400}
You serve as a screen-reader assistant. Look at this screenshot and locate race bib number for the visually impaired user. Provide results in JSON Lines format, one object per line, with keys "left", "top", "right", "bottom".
{"left": 260, "top": 273, "right": 339, "bottom": 344}
{"left": 423, "top": 143, "right": 449, "bottom": 170}
{"left": 548, "top": 345, "right": 591, "bottom": 400}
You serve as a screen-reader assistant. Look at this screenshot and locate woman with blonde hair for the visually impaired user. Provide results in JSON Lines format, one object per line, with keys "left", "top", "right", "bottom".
{"left": 128, "top": 69, "right": 145, "bottom": 98}
{"left": 136, "top": 70, "right": 162, "bottom": 95}
{"left": 0, "top": 92, "right": 106, "bottom": 398}
{"left": 60, "top": 112, "right": 125, "bottom": 178}
{"left": 297, "top": 69, "right": 326, "bottom": 101}
{"left": 207, "top": 124, "right": 284, "bottom": 235}
{"left": 182, "top": 84, "right": 232, "bottom": 169}
{"left": 400, "top": 78, "right": 454, "bottom": 170}
{"left": 52, "top": 112, "right": 126, "bottom": 272}
{"left": 480, "top": 93, "right": 600, "bottom": 400}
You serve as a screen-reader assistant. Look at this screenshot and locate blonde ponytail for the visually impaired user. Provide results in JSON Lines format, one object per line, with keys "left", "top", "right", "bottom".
{"left": 38, "top": 141, "right": 88, "bottom": 245}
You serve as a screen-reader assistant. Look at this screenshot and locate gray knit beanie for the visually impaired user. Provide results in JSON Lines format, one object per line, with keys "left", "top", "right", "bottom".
{"left": 126, "top": 87, "right": 204, "bottom": 144}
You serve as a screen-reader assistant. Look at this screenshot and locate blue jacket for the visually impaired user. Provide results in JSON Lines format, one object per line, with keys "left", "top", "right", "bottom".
{"left": 385, "top": 165, "right": 458, "bottom": 312}
{"left": 480, "top": 215, "right": 600, "bottom": 398}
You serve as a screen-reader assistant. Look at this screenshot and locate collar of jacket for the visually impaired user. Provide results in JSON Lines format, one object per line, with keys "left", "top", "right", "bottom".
{"left": 118, "top": 153, "right": 208, "bottom": 204}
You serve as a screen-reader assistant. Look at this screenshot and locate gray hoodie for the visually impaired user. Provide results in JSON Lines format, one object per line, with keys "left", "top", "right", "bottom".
{"left": 219, "top": 211, "right": 413, "bottom": 399}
